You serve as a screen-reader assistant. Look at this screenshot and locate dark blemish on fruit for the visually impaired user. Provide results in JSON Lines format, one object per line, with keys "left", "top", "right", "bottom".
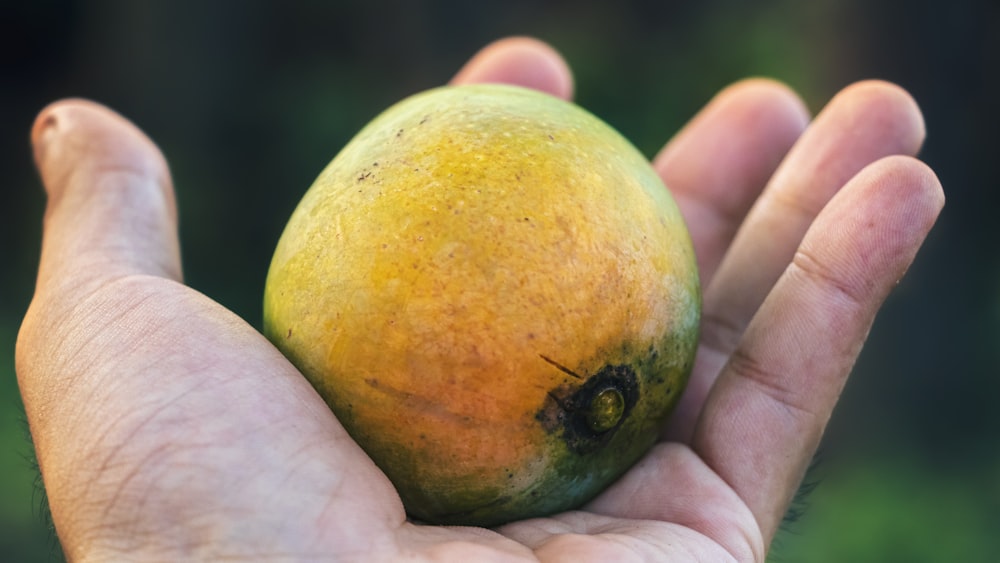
{"left": 547, "top": 391, "right": 570, "bottom": 410}
{"left": 286, "top": 328, "right": 293, "bottom": 339}
{"left": 538, "top": 354, "right": 583, "bottom": 380}
{"left": 536, "top": 364, "right": 640, "bottom": 455}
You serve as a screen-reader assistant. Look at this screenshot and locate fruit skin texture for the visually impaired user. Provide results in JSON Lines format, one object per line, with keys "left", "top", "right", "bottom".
{"left": 263, "top": 84, "right": 700, "bottom": 527}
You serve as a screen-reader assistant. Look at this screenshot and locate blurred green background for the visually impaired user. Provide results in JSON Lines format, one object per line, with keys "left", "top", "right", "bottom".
{"left": 1, "top": 0, "right": 996, "bottom": 560}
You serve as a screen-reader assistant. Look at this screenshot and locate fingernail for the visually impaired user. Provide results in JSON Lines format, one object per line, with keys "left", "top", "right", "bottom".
{"left": 32, "top": 107, "right": 62, "bottom": 160}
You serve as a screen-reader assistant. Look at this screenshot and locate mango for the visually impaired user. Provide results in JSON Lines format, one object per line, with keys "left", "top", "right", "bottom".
{"left": 263, "top": 84, "right": 700, "bottom": 527}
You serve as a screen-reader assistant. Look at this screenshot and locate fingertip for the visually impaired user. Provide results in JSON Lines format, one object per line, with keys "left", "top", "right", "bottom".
{"left": 33, "top": 98, "right": 164, "bottom": 162}
{"left": 33, "top": 99, "right": 120, "bottom": 163}
{"left": 828, "top": 80, "right": 927, "bottom": 155}
{"left": 31, "top": 101, "right": 62, "bottom": 158}
{"left": 865, "top": 154, "right": 945, "bottom": 225}
{"left": 451, "top": 36, "right": 575, "bottom": 100}
{"left": 656, "top": 77, "right": 811, "bottom": 176}
{"left": 804, "top": 154, "right": 944, "bottom": 298}
{"left": 30, "top": 98, "right": 182, "bottom": 283}
{"left": 31, "top": 99, "right": 89, "bottom": 191}
{"left": 696, "top": 78, "right": 812, "bottom": 167}
{"left": 722, "top": 78, "right": 811, "bottom": 130}
{"left": 32, "top": 98, "right": 171, "bottom": 208}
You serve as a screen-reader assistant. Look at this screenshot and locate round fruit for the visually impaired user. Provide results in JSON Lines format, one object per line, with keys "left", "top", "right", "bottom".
{"left": 263, "top": 84, "right": 700, "bottom": 527}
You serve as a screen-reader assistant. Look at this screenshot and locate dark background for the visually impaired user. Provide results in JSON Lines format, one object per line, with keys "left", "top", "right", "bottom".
{"left": 2, "top": 0, "right": 997, "bottom": 560}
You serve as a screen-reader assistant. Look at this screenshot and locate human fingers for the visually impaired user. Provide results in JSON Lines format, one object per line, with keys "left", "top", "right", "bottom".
{"left": 654, "top": 79, "right": 810, "bottom": 285}
{"left": 31, "top": 99, "right": 182, "bottom": 288}
{"left": 704, "top": 82, "right": 925, "bottom": 357}
{"left": 450, "top": 36, "right": 574, "bottom": 99}
{"left": 669, "top": 82, "right": 927, "bottom": 440}
{"left": 692, "top": 155, "right": 943, "bottom": 544}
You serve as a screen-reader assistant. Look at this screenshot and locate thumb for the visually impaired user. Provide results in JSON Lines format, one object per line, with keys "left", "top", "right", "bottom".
{"left": 32, "top": 99, "right": 182, "bottom": 287}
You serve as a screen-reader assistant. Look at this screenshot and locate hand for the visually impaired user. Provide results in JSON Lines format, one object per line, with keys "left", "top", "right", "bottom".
{"left": 16, "top": 37, "right": 942, "bottom": 561}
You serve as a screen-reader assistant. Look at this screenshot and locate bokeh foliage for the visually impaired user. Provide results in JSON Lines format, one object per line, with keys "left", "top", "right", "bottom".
{"left": 1, "top": 0, "right": 996, "bottom": 560}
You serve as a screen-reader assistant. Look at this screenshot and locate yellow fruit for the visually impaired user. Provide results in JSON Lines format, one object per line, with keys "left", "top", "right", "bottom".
{"left": 263, "top": 84, "right": 700, "bottom": 526}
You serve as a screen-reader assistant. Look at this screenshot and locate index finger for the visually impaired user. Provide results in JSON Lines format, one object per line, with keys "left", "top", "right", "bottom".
{"left": 450, "top": 36, "right": 574, "bottom": 100}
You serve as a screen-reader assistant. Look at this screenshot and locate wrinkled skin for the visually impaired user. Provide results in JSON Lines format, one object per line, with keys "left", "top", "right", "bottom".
{"left": 16, "top": 37, "right": 942, "bottom": 561}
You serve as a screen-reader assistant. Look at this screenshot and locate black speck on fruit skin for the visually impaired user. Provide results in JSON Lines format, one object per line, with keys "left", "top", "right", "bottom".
{"left": 536, "top": 364, "right": 639, "bottom": 455}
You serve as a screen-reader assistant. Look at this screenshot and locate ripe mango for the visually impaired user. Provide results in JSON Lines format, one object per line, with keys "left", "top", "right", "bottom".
{"left": 263, "top": 84, "right": 700, "bottom": 527}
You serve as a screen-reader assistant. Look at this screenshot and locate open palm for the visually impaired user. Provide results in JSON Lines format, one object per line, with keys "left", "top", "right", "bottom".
{"left": 17, "top": 38, "right": 942, "bottom": 562}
